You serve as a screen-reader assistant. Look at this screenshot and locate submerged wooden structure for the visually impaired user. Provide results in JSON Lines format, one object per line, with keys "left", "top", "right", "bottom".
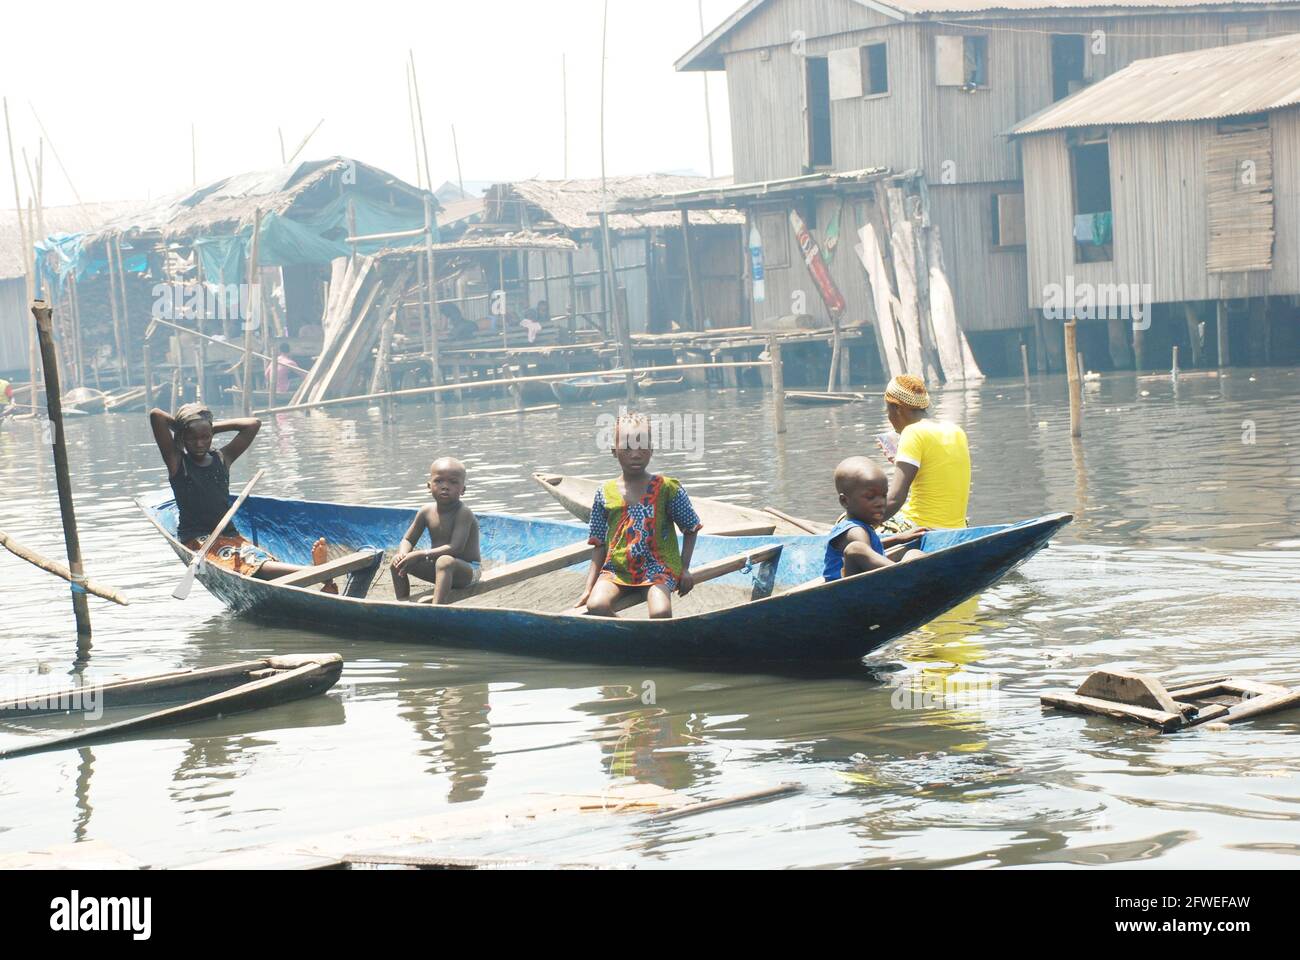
{"left": 1042, "top": 669, "right": 1300, "bottom": 732}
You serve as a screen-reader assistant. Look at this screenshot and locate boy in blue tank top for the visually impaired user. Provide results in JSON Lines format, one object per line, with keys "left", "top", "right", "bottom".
{"left": 824, "top": 457, "right": 927, "bottom": 581}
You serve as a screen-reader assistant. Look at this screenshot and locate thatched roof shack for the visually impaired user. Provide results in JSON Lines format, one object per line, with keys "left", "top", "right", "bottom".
{"left": 0, "top": 202, "right": 133, "bottom": 281}
{"left": 83, "top": 156, "right": 435, "bottom": 246}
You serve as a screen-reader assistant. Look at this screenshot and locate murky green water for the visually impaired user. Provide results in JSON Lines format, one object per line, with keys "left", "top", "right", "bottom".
{"left": 2, "top": 369, "right": 1299, "bottom": 868}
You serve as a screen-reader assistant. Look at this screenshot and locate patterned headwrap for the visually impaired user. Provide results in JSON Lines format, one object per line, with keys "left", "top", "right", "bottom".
{"left": 884, "top": 374, "right": 930, "bottom": 411}
{"left": 173, "top": 403, "right": 214, "bottom": 451}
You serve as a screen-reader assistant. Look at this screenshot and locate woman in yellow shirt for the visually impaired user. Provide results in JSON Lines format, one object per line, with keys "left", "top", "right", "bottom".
{"left": 877, "top": 374, "right": 970, "bottom": 532}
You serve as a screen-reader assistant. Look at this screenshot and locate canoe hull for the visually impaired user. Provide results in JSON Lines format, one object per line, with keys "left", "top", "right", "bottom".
{"left": 137, "top": 491, "right": 1070, "bottom": 668}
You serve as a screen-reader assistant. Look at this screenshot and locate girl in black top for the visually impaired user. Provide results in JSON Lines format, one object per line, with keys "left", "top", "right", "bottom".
{"left": 149, "top": 404, "right": 320, "bottom": 581}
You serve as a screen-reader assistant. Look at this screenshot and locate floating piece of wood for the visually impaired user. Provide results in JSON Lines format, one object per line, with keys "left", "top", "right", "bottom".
{"left": 647, "top": 782, "right": 802, "bottom": 823}
{"left": 0, "top": 529, "right": 129, "bottom": 606}
{"left": 786, "top": 390, "right": 871, "bottom": 406}
{"left": 1042, "top": 669, "right": 1300, "bottom": 733}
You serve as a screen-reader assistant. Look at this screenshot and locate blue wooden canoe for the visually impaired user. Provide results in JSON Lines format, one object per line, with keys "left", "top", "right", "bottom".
{"left": 136, "top": 490, "right": 1071, "bottom": 667}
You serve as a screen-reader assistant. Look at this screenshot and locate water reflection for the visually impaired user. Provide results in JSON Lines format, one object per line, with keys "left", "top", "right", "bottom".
{"left": 2, "top": 372, "right": 1300, "bottom": 867}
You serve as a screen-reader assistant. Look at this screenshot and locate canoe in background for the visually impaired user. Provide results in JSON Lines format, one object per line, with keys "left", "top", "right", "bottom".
{"left": 533, "top": 472, "right": 823, "bottom": 536}
{"left": 135, "top": 490, "right": 1072, "bottom": 667}
{"left": 0, "top": 654, "right": 343, "bottom": 759}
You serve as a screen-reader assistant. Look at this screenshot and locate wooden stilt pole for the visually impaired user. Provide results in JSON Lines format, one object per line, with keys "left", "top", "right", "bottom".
{"left": 768, "top": 335, "right": 786, "bottom": 435}
{"left": 31, "top": 300, "right": 92, "bottom": 637}
{"left": 113, "top": 237, "right": 132, "bottom": 385}
{"left": 681, "top": 210, "right": 704, "bottom": 333}
{"left": 424, "top": 195, "right": 442, "bottom": 400}
{"left": 1021, "top": 342, "right": 1031, "bottom": 387}
{"left": 1172, "top": 345, "right": 1180, "bottom": 381}
{"left": 242, "top": 208, "right": 262, "bottom": 416}
{"left": 1064, "top": 320, "right": 1082, "bottom": 439}
{"left": 1217, "top": 299, "right": 1230, "bottom": 368}
{"left": 105, "top": 239, "right": 126, "bottom": 388}
{"left": 143, "top": 339, "right": 154, "bottom": 409}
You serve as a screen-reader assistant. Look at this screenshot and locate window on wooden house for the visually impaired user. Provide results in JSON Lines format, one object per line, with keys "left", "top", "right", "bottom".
{"left": 1069, "top": 132, "right": 1113, "bottom": 263}
{"left": 1050, "top": 34, "right": 1086, "bottom": 102}
{"left": 829, "top": 42, "right": 890, "bottom": 100}
{"left": 1208, "top": 113, "right": 1273, "bottom": 273}
{"left": 936, "top": 35, "right": 988, "bottom": 89}
{"left": 805, "top": 56, "right": 834, "bottom": 169}
{"left": 758, "top": 212, "right": 790, "bottom": 269}
{"left": 991, "top": 192, "right": 1026, "bottom": 249}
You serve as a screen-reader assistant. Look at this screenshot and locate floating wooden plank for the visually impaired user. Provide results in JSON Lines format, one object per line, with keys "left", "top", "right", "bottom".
{"left": 570, "top": 544, "right": 783, "bottom": 616}
{"left": 647, "top": 782, "right": 803, "bottom": 823}
{"left": 271, "top": 550, "right": 383, "bottom": 589}
{"left": 443, "top": 403, "right": 560, "bottom": 422}
{"left": 1040, "top": 691, "right": 1185, "bottom": 732}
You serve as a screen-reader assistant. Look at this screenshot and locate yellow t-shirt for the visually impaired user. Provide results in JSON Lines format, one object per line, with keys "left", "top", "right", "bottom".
{"left": 895, "top": 419, "right": 970, "bottom": 529}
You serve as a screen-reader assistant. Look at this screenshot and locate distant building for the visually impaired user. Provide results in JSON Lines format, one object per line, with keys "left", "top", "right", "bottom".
{"left": 1012, "top": 32, "right": 1300, "bottom": 368}
{"left": 481, "top": 175, "right": 745, "bottom": 334}
{"left": 674, "top": 0, "right": 1300, "bottom": 375}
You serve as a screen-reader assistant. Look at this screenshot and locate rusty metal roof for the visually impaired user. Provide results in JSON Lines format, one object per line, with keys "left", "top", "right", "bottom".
{"left": 1012, "top": 32, "right": 1300, "bottom": 134}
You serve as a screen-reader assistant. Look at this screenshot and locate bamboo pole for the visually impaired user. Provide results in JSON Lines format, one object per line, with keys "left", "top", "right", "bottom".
{"left": 149, "top": 315, "right": 272, "bottom": 362}
{"left": 0, "top": 530, "right": 128, "bottom": 606}
{"left": 681, "top": 209, "right": 705, "bottom": 333}
{"left": 451, "top": 124, "right": 464, "bottom": 200}
{"left": 5, "top": 97, "right": 39, "bottom": 400}
{"left": 143, "top": 340, "right": 154, "bottom": 409}
{"left": 68, "top": 274, "right": 85, "bottom": 387}
{"left": 31, "top": 301, "right": 92, "bottom": 636}
{"left": 1172, "top": 345, "right": 1180, "bottom": 382}
{"left": 113, "top": 237, "right": 133, "bottom": 385}
{"left": 406, "top": 63, "right": 424, "bottom": 189}
{"left": 768, "top": 335, "right": 786, "bottom": 435}
{"left": 409, "top": 50, "right": 432, "bottom": 192}
{"left": 1064, "top": 319, "right": 1082, "bottom": 439}
{"left": 256, "top": 359, "right": 774, "bottom": 416}
{"left": 1021, "top": 342, "right": 1031, "bottom": 387}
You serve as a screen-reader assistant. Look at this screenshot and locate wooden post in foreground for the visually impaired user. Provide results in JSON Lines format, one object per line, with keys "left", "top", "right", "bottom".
{"left": 768, "top": 335, "right": 786, "bottom": 435}
{"left": 1064, "top": 320, "right": 1082, "bottom": 439}
{"left": 32, "top": 300, "right": 92, "bottom": 638}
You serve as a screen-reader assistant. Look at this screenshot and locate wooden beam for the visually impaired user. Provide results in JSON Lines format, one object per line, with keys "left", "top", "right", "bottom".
{"left": 271, "top": 550, "right": 382, "bottom": 589}
{"left": 430, "top": 541, "right": 594, "bottom": 604}
{"left": 570, "top": 544, "right": 783, "bottom": 616}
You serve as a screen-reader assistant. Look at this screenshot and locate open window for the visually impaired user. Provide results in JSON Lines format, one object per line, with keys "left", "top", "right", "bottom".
{"left": 805, "top": 56, "right": 833, "bottom": 169}
{"left": 829, "top": 42, "right": 889, "bottom": 101}
{"left": 937, "top": 35, "right": 988, "bottom": 89}
{"left": 991, "top": 192, "right": 1026, "bottom": 249}
{"left": 1069, "top": 131, "right": 1113, "bottom": 263}
{"left": 1050, "top": 34, "right": 1086, "bottom": 101}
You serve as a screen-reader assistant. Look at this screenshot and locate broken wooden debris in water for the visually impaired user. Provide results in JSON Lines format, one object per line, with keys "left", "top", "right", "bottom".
{"left": 1041, "top": 669, "right": 1300, "bottom": 733}
{"left": 646, "top": 782, "right": 803, "bottom": 823}
{"left": 0, "top": 529, "right": 130, "bottom": 605}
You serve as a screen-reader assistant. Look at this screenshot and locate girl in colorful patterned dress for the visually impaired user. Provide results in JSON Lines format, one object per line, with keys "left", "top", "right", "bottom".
{"left": 575, "top": 413, "right": 702, "bottom": 619}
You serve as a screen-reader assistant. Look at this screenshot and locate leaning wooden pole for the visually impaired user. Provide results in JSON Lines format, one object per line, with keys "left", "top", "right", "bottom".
{"left": 0, "top": 530, "right": 128, "bottom": 606}
{"left": 31, "top": 300, "right": 92, "bottom": 637}
{"left": 1064, "top": 319, "right": 1082, "bottom": 439}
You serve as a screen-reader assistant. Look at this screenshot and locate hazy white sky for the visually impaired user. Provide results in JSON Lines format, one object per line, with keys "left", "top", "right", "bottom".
{"left": 1, "top": 0, "right": 736, "bottom": 208}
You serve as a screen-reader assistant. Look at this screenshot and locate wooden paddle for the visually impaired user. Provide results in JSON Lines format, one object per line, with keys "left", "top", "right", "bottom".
{"left": 173, "top": 468, "right": 265, "bottom": 600}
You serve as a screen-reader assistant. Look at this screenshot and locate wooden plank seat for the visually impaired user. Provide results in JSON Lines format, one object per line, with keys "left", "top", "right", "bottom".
{"left": 272, "top": 549, "right": 384, "bottom": 597}
{"left": 420, "top": 540, "right": 594, "bottom": 605}
{"left": 569, "top": 544, "right": 783, "bottom": 616}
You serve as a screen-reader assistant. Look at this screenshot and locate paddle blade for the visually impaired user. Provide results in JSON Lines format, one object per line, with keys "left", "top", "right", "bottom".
{"left": 172, "top": 562, "right": 198, "bottom": 600}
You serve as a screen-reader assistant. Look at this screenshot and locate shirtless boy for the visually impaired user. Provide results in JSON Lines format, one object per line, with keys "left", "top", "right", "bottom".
{"left": 390, "top": 458, "right": 482, "bottom": 604}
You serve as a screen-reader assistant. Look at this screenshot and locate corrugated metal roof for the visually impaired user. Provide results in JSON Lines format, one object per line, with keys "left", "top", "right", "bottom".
{"left": 677, "top": 0, "right": 1299, "bottom": 70}
{"left": 493, "top": 176, "right": 746, "bottom": 232}
{"left": 1013, "top": 31, "right": 1300, "bottom": 134}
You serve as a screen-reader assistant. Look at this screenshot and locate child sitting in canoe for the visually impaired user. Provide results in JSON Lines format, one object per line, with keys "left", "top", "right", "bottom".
{"left": 390, "top": 458, "right": 482, "bottom": 604}
{"left": 824, "top": 457, "right": 927, "bottom": 581}
{"left": 575, "top": 413, "right": 702, "bottom": 619}
{"left": 149, "top": 403, "right": 329, "bottom": 585}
